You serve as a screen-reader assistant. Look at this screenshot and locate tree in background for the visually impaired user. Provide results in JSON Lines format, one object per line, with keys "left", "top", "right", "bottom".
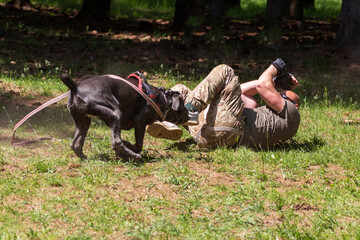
{"left": 303, "top": 0, "right": 314, "bottom": 9}
{"left": 172, "top": 0, "right": 239, "bottom": 31}
{"left": 172, "top": 0, "right": 196, "bottom": 30}
{"left": 336, "top": 0, "right": 360, "bottom": 46}
{"left": 211, "top": 0, "right": 240, "bottom": 21}
{"left": 76, "top": 0, "right": 111, "bottom": 21}
{"left": 266, "top": 0, "right": 303, "bottom": 25}
{"left": 5, "top": 0, "right": 37, "bottom": 11}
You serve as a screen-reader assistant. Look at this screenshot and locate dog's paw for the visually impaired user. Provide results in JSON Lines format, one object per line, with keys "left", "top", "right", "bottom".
{"left": 123, "top": 141, "right": 141, "bottom": 153}
{"left": 72, "top": 147, "right": 87, "bottom": 160}
{"left": 116, "top": 152, "right": 142, "bottom": 161}
{"left": 133, "top": 153, "right": 142, "bottom": 161}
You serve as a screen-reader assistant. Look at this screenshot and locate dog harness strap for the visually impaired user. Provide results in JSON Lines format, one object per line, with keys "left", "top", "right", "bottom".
{"left": 127, "top": 74, "right": 143, "bottom": 91}
{"left": 105, "top": 74, "right": 165, "bottom": 121}
{"left": 127, "top": 74, "right": 158, "bottom": 99}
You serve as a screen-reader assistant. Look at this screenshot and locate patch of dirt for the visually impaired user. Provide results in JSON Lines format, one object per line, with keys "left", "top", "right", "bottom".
{"left": 308, "top": 165, "right": 321, "bottom": 171}
{"left": 0, "top": 163, "right": 26, "bottom": 174}
{"left": 325, "top": 164, "right": 347, "bottom": 179}
{"left": 274, "top": 174, "right": 305, "bottom": 189}
{"left": 105, "top": 174, "right": 180, "bottom": 203}
{"left": 262, "top": 211, "right": 283, "bottom": 227}
{"left": 293, "top": 203, "right": 319, "bottom": 211}
{"left": 308, "top": 164, "right": 348, "bottom": 181}
{"left": 187, "top": 160, "right": 238, "bottom": 187}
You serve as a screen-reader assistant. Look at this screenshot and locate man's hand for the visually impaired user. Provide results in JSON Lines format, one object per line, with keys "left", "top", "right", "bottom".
{"left": 271, "top": 58, "right": 286, "bottom": 75}
{"left": 290, "top": 74, "right": 299, "bottom": 89}
{"left": 274, "top": 73, "right": 298, "bottom": 90}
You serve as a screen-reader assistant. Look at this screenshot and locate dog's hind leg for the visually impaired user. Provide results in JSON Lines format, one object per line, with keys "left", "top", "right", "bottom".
{"left": 70, "top": 111, "right": 91, "bottom": 159}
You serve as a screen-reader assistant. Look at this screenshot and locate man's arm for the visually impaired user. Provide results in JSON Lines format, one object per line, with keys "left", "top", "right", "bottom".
{"left": 256, "top": 65, "right": 286, "bottom": 113}
{"left": 241, "top": 59, "right": 298, "bottom": 110}
{"left": 240, "top": 80, "right": 258, "bottom": 108}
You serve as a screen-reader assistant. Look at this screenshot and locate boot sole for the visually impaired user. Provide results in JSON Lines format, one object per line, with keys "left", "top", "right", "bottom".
{"left": 146, "top": 122, "right": 183, "bottom": 141}
{"left": 182, "top": 120, "right": 199, "bottom": 126}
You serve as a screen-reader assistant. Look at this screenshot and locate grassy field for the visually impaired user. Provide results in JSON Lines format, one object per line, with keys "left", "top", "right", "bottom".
{"left": 2, "top": 97, "right": 360, "bottom": 239}
{"left": 1, "top": 0, "right": 360, "bottom": 239}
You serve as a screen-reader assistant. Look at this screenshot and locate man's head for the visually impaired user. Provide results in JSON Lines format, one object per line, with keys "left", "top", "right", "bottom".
{"left": 279, "top": 90, "right": 300, "bottom": 110}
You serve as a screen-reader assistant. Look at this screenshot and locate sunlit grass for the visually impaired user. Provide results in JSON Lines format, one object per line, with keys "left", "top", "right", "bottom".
{"left": 0, "top": 0, "right": 359, "bottom": 238}
{"left": 1, "top": 75, "right": 360, "bottom": 238}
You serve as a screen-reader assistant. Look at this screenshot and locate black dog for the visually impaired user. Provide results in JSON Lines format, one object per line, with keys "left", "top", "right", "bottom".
{"left": 60, "top": 73, "right": 189, "bottom": 160}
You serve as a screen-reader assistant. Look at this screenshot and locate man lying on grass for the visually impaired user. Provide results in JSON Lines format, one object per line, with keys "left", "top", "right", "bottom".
{"left": 146, "top": 58, "right": 300, "bottom": 149}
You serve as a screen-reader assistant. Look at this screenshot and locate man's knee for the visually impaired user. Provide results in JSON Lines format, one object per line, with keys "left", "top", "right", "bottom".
{"left": 171, "top": 84, "right": 185, "bottom": 91}
{"left": 171, "top": 84, "right": 191, "bottom": 100}
{"left": 212, "top": 64, "right": 236, "bottom": 83}
{"left": 214, "top": 64, "right": 234, "bottom": 73}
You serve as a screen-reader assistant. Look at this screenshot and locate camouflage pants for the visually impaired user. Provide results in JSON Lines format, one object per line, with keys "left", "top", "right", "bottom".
{"left": 172, "top": 64, "right": 245, "bottom": 148}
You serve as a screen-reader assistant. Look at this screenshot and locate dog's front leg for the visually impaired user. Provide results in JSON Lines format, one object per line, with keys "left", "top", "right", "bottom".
{"left": 111, "top": 119, "right": 142, "bottom": 161}
{"left": 131, "top": 122, "right": 147, "bottom": 154}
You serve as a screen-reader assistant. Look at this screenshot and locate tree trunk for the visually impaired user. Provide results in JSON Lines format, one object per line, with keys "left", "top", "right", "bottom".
{"left": 211, "top": 0, "right": 240, "bottom": 20}
{"left": 76, "top": 0, "right": 111, "bottom": 22}
{"left": 5, "top": 0, "right": 37, "bottom": 11}
{"left": 172, "top": 0, "right": 203, "bottom": 31}
{"left": 172, "top": 0, "right": 191, "bottom": 30}
{"left": 289, "top": 0, "right": 303, "bottom": 20}
{"left": 303, "top": 0, "right": 314, "bottom": 9}
{"left": 336, "top": 0, "right": 360, "bottom": 46}
{"left": 266, "top": 0, "right": 290, "bottom": 24}
{"left": 172, "top": 0, "right": 238, "bottom": 30}
{"left": 266, "top": 0, "right": 302, "bottom": 25}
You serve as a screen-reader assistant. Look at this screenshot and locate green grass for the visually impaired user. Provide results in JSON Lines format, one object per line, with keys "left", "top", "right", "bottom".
{"left": 1, "top": 0, "right": 359, "bottom": 238}
{"left": 1, "top": 66, "right": 360, "bottom": 238}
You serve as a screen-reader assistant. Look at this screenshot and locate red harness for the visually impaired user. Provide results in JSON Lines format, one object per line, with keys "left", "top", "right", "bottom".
{"left": 127, "top": 74, "right": 157, "bottom": 99}
{"left": 124, "top": 74, "right": 161, "bottom": 130}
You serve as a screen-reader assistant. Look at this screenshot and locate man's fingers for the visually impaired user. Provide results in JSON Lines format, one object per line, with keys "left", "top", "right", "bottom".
{"left": 291, "top": 76, "right": 299, "bottom": 87}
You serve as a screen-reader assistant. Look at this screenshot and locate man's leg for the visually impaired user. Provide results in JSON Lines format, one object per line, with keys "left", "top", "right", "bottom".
{"left": 183, "top": 64, "right": 245, "bottom": 148}
{"left": 146, "top": 84, "right": 190, "bottom": 141}
{"left": 147, "top": 65, "right": 245, "bottom": 147}
{"left": 146, "top": 120, "right": 183, "bottom": 140}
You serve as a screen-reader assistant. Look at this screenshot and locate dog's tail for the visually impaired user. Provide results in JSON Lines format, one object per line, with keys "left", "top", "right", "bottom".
{"left": 60, "top": 74, "right": 77, "bottom": 93}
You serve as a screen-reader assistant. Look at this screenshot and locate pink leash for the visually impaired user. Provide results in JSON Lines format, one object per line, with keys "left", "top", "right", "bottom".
{"left": 10, "top": 74, "right": 165, "bottom": 146}
{"left": 10, "top": 91, "right": 70, "bottom": 146}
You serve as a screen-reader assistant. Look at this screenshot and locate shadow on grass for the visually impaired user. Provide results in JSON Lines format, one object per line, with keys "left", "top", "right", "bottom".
{"left": 167, "top": 136, "right": 325, "bottom": 153}
{"left": 87, "top": 151, "right": 167, "bottom": 166}
{"left": 272, "top": 136, "right": 326, "bottom": 152}
{"left": 167, "top": 138, "right": 196, "bottom": 152}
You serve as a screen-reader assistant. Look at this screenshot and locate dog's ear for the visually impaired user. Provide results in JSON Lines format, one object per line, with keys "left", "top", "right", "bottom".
{"left": 171, "top": 94, "right": 181, "bottom": 111}
{"left": 163, "top": 89, "right": 182, "bottom": 110}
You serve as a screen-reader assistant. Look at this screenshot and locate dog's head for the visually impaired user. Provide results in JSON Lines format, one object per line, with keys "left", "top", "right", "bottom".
{"left": 157, "top": 88, "right": 189, "bottom": 125}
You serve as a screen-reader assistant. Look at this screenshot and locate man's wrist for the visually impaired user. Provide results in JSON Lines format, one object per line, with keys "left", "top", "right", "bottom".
{"left": 268, "top": 65, "right": 278, "bottom": 76}
{"left": 271, "top": 58, "right": 286, "bottom": 75}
